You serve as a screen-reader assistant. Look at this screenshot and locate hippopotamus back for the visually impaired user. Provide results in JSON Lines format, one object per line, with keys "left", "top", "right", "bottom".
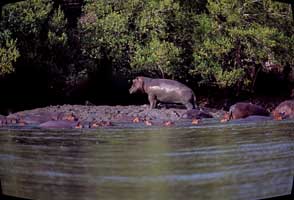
{"left": 144, "top": 78, "right": 194, "bottom": 103}
{"left": 39, "top": 120, "right": 78, "bottom": 129}
{"left": 129, "top": 76, "right": 197, "bottom": 109}
{"left": 229, "top": 102, "right": 269, "bottom": 119}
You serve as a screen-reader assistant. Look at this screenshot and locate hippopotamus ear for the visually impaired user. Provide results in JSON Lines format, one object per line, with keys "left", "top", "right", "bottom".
{"left": 137, "top": 77, "right": 144, "bottom": 86}
{"left": 132, "top": 76, "right": 141, "bottom": 83}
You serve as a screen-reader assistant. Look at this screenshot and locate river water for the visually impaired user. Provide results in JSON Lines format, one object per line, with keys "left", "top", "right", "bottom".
{"left": 0, "top": 119, "right": 294, "bottom": 200}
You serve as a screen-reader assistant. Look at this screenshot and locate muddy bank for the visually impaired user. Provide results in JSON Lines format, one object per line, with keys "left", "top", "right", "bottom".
{"left": 3, "top": 99, "right": 294, "bottom": 129}
{"left": 0, "top": 104, "right": 226, "bottom": 129}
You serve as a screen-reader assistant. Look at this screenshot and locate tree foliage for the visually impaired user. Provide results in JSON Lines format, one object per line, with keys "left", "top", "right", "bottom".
{"left": 1, "top": 0, "right": 53, "bottom": 62}
{"left": 79, "top": 0, "right": 293, "bottom": 91}
{"left": 0, "top": 0, "right": 293, "bottom": 101}
{"left": 0, "top": 0, "right": 85, "bottom": 90}
{"left": 79, "top": 0, "right": 184, "bottom": 77}
{"left": 0, "top": 30, "right": 19, "bottom": 76}
{"left": 191, "top": 0, "right": 294, "bottom": 89}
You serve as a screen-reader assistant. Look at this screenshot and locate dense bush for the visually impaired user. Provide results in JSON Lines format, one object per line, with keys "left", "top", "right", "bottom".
{"left": 0, "top": 30, "right": 19, "bottom": 75}
{"left": 79, "top": 0, "right": 294, "bottom": 90}
{"left": 191, "top": 0, "right": 294, "bottom": 91}
{"left": 0, "top": 0, "right": 89, "bottom": 94}
{"left": 0, "top": 0, "right": 293, "bottom": 107}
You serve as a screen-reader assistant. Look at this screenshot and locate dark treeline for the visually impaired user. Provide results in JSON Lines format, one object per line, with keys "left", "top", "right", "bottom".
{"left": 0, "top": 0, "right": 293, "bottom": 114}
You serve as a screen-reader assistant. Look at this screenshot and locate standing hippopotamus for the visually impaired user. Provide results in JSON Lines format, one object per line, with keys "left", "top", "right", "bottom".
{"left": 272, "top": 100, "right": 294, "bottom": 120}
{"left": 129, "top": 76, "right": 197, "bottom": 109}
{"left": 223, "top": 102, "right": 269, "bottom": 120}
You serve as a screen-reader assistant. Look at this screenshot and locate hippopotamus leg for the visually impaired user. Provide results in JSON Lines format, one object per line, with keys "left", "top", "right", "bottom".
{"left": 184, "top": 101, "right": 195, "bottom": 110}
{"left": 148, "top": 94, "right": 157, "bottom": 109}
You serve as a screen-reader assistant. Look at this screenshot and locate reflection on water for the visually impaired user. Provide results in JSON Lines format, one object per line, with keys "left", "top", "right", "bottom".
{"left": 0, "top": 119, "right": 294, "bottom": 200}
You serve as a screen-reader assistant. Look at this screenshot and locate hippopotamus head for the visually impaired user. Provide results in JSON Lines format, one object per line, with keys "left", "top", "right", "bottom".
{"left": 221, "top": 112, "right": 232, "bottom": 122}
{"left": 129, "top": 77, "right": 145, "bottom": 94}
{"left": 273, "top": 111, "right": 283, "bottom": 120}
{"left": 272, "top": 110, "right": 286, "bottom": 120}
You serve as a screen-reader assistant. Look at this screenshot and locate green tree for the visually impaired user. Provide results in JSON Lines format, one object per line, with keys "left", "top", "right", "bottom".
{"left": 78, "top": 0, "right": 133, "bottom": 76}
{"left": 131, "top": 36, "right": 180, "bottom": 78}
{"left": 79, "top": 0, "right": 183, "bottom": 78}
{"left": 0, "top": 0, "right": 86, "bottom": 91}
{"left": 191, "top": 0, "right": 294, "bottom": 90}
{"left": 0, "top": 30, "right": 19, "bottom": 75}
{"left": 0, "top": 0, "right": 53, "bottom": 63}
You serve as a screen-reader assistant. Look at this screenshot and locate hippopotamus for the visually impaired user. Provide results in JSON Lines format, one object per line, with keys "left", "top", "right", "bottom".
{"left": 223, "top": 102, "right": 269, "bottom": 120}
{"left": 181, "top": 109, "right": 213, "bottom": 119}
{"left": 39, "top": 120, "right": 79, "bottom": 129}
{"left": 0, "top": 115, "right": 6, "bottom": 126}
{"left": 17, "top": 114, "right": 57, "bottom": 125}
{"left": 272, "top": 100, "right": 294, "bottom": 120}
{"left": 4, "top": 111, "right": 78, "bottom": 127}
{"left": 5, "top": 114, "right": 20, "bottom": 124}
{"left": 56, "top": 112, "right": 78, "bottom": 121}
{"left": 129, "top": 76, "right": 197, "bottom": 109}
{"left": 230, "top": 115, "right": 272, "bottom": 123}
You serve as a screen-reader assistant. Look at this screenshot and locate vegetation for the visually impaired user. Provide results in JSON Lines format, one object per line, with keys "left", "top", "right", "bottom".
{"left": 192, "top": 0, "right": 294, "bottom": 90}
{"left": 79, "top": 0, "right": 294, "bottom": 89}
{"left": 0, "top": 30, "right": 19, "bottom": 75}
{"left": 0, "top": 0, "right": 293, "bottom": 109}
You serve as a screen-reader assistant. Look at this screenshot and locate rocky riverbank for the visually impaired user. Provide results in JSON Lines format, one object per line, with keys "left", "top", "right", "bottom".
{"left": 0, "top": 104, "right": 226, "bottom": 129}
{"left": 1, "top": 99, "right": 293, "bottom": 129}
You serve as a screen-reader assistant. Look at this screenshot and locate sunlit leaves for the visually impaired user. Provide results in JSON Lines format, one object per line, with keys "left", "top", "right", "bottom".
{"left": 79, "top": 0, "right": 182, "bottom": 77}
{"left": 48, "top": 7, "right": 68, "bottom": 48}
{"left": 0, "top": 31, "right": 20, "bottom": 75}
{"left": 131, "top": 37, "right": 180, "bottom": 77}
{"left": 1, "top": 0, "right": 53, "bottom": 37}
{"left": 191, "top": 0, "right": 294, "bottom": 89}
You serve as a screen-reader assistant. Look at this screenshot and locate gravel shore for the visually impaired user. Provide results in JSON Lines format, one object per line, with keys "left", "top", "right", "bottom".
{"left": 1, "top": 104, "right": 225, "bottom": 129}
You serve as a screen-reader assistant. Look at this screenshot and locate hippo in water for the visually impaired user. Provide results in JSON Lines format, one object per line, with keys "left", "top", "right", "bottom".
{"left": 272, "top": 100, "right": 294, "bottom": 120}
{"left": 129, "top": 76, "right": 197, "bottom": 109}
{"left": 0, "top": 115, "right": 6, "bottom": 126}
{"left": 39, "top": 120, "right": 79, "bottom": 129}
{"left": 222, "top": 102, "right": 269, "bottom": 120}
{"left": 229, "top": 115, "right": 272, "bottom": 123}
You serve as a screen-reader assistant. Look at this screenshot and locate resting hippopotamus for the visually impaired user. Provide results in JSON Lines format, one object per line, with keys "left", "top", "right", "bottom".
{"left": 5, "top": 111, "right": 60, "bottom": 126}
{"left": 223, "top": 102, "right": 269, "bottom": 120}
{"left": 0, "top": 115, "right": 6, "bottom": 126}
{"left": 56, "top": 112, "right": 78, "bottom": 121}
{"left": 181, "top": 109, "right": 213, "bottom": 119}
{"left": 272, "top": 100, "right": 294, "bottom": 120}
{"left": 230, "top": 115, "right": 272, "bottom": 123}
{"left": 39, "top": 120, "right": 79, "bottom": 129}
{"left": 129, "top": 76, "right": 197, "bottom": 109}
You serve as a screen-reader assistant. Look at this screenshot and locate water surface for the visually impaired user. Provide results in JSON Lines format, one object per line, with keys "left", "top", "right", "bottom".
{"left": 0, "top": 119, "right": 294, "bottom": 200}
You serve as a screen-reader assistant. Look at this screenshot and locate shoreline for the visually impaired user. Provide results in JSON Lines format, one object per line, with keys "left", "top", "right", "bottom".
{"left": 0, "top": 104, "right": 225, "bottom": 129}
{"left": 1, "top": 98, "right": 292, "bottom": 129}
